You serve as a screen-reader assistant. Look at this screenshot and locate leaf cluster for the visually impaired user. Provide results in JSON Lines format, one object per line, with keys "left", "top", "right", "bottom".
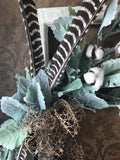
{"left": 0, "top": 69, "right": 51, "bottom": 160}
{"left": 51, "top": 2, "right": 120, "bottom": 110}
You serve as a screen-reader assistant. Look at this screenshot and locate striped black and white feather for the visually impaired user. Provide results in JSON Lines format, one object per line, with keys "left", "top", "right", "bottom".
{"left": 47, "top": 0, "right": 107, "bottom": 89}
{"left": 18, "top": 0, "right": 45, "bottom": 77}
{"left": 16, "top": 144, "right": 27, "bottom": 160}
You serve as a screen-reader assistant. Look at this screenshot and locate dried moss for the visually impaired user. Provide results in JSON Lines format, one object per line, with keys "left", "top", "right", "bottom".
{"left": 22, "top": 98, "right": 86, "bottom": 159}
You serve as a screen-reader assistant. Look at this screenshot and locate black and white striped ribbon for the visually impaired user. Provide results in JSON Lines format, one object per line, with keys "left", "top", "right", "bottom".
{"left": 16, "top": 144, "right": 27, "bottom": 160}
{"left": 47, "top": 0, "right": 106, "bottom": 88}
{"left": 18, "top": 0, "right": 45, "bottom": 77}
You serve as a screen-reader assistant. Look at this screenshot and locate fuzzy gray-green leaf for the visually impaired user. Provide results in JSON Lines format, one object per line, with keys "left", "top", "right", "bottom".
{"left": 97, "top": 0, "right": 120, "bottom": 45}
{"left": 101, "top": 58, "right": 120, "bottom": 75}
{"left": 58, "top": 78, "right": 82, "bottom": 97}
{"left": 33, "top": 69, "right": 51, "bottom": 108}
{"left": 0, "top": 148, "right": 18, "bottom": 160}
{"left": 68, "top": 6, "right": 76, "bottom": 16}
{"left": 1, "top": 97, "right": 28, "bottom": 121}
{"left": 66, "top": 65, "right": 80, "bottom": 82}
{"left": 104, "top": 73, "right": 120, "bottom": 87}
{"left": 0, "top": 119, "right": 27, "bottom": 150}
{"left": 0, "top": 148, "right": 8, "bottom": 160}
{"left": 72, "top": 86, "right": 108, "bottom": 111}
{"left": 24, "top": 81, "right": 46, "bottom": 110}
{"left": 25, "top": 67, "right": 32, "bottom": 81}
{"left": 13, "top": 76, "right": 30, "bottom": 103}
{"left": 51, "top": 16, "right": 73, "bottom": 42}
{"left": 98, "top": 0, "right": 119, "bottom": 34}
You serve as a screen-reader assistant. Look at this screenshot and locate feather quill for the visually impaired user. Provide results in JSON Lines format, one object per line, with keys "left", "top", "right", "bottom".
{"left": 16, "top": 144, "right": 27, "bottom": 160}
{"left": 47, "top": 0, "right": 107, "bottom": 89}
{"left": 18, "top": 0, "right": 45, "bottom": 77}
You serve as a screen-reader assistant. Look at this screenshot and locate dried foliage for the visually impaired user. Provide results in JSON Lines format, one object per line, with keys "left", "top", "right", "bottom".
{"left": 54, "top": 98, "right": 86, "bottom": 137}
{"left": 22, "top": 98, "right": 86, "bottom": 159}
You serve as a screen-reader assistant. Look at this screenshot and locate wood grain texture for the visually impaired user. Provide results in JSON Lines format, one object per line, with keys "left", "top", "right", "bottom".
{"left": 36, "top": 0, "right": 83, "bottom": 8}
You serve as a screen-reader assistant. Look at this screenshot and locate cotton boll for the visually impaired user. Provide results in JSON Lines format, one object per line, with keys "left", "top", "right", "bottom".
{"left": 89, "top": 67, "right": 101, "bottom": 76}
{"left": 85, "top": 67, "right": 104, "bottom": 89}
{"left": 115, "top": 42, "right": 120, "bottom": 56}
{"left": 83, "top": 72, "right": 96, "bottom": 85}
{"left": 117, "top": 45, "right": 120, "bottom": 54}
{"left": 95, "top": 47, "right": 104, "bottom": 60}
{"left": 93, "top": 69, "right": 104, "bottom": 89}
{"left": 93, "top": 78, "right": 103, "bottom": 89}
{"left": 86, "top": 45, "right": 104, "bottom": 61}
{"left": 86, "top": 44, "right": 94, "bottom": 58}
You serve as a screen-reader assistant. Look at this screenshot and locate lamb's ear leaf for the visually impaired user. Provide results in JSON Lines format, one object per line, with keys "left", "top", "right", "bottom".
{"left": 97, "top": 88, "right": 120, "bottom": 111}
{"left": 67, "top": 46, "right": 85, "bottom": 70}
{"left": 33, "top": 69, "right": 52, "bottom": 108}
{"left": 24, "top": 81, "right": 46, "bottom": 110}
{"left": 68, "top": 6, "right": 76, "bottom": 16}
{"left": 108, "top": 88, "right": 120, "bottom": 108}
{"left": 0, "top": 147, "right": 9, "bottom": 160}
{"left": 0, "top": 147, "right": 18, "bottom": 160}
{"left": 72, "top": 85, "right": 108, "bottom": 111}
{"left": 101, "top": 58, "right": 120, "bottom": 76}
{"left": 98, "top": 0, "right": 119, "bottom": 33}
{"left": 0, "top": 119, "right": 27, "bottom": 150}
{"left": 1, "top": 97, "right": 28, "bottom": 121}
{"left": 58, "top": 78, "right": 82, "bottom": 97}
{"left": 98, "top": 0, "right": 119, "bottom": 45}
{"left": 17, "top": 77, "right": 31, "bottom": 100}
{"left": 51, "top": 16, "right": 73, "bottom": 42}
{"left": 7, "top": 150, "right": 17, "bottom": 160}
{"left": 66, "top": 65, "right": 81, "bottom": 82}
{"left": 97, "top": 88, "right": 120, "bottom": 105}
{"left": 67, "top": 45, "right": 91, "bottom": 74}
{"left": 25, "top": 67, "right": 32, "bottom": 81}
{"left": 103, "top": 73, "right": 120, "bottom": 87}
{"left": 13, "top": 76, "right": 30, "bottom": 104}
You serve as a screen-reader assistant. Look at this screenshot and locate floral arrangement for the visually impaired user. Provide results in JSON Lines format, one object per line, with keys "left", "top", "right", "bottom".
{"left": 51, "top": 0, "right": 120, "bottom": 111}
{"left": 0, "top": 0, "right": 120, "bottom": 160}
